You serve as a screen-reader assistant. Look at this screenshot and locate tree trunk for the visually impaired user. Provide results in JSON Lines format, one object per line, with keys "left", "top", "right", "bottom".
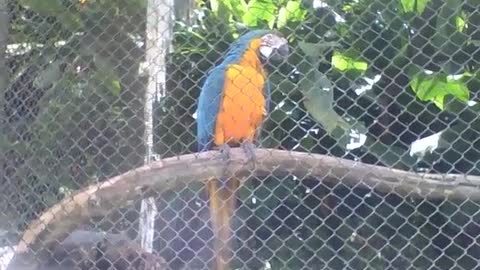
{"left": 140, "top": 0, "right": 173, "bottom": 252}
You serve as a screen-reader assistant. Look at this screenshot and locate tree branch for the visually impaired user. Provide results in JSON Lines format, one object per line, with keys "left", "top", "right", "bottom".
{"left": 11, "top": 148, "right": 480, "bottom": 261}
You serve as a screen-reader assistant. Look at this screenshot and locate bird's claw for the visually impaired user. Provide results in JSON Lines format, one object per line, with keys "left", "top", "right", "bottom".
{"left": 217, "top": 144, "right": 232, "bottom": 179}
{"left": 217, "top": 142, "right": 256, "bottom": 173}
{"left": 218, "top": 144, "right": 231, "bottom": 163}
{"left": 241, "top": 142, "right": 256, "bottom": 169}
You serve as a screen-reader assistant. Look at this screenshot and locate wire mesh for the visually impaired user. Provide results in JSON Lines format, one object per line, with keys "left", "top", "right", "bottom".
{"left": 1, "top": 0, "right": 480, "bottom": 269}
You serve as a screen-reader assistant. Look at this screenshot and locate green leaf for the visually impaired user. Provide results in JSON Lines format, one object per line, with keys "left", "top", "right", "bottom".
{"left": 210, "top": 0, "right": 231, "bottom": 23}
{"left": 226, "top": 0, "right": 248, "bottom": 18}
{"left": 211, "top": 0, "right": 248, "bottom": 23}
{"left": 111, "top": 80, "right": 122, "bottom": 95}
{"left": 400, "top": 0, "right": 431, "bottom": 14}
{"left": 410, "top": 73, "right": 469, "bottom": 110}
{"left": 277, "top": 0, "right": 306, "bottom": 28}
{"left": 209, "top": 0, "right": 219, "bottom": 12}
{"left": 242, "top": 0, "right": 278, "bottom": 28}
{"left": 455, "top": 15, "right": 466, "bottom": 32}
{"left": 331, "top": 51, "right": 368, "bottom": 71}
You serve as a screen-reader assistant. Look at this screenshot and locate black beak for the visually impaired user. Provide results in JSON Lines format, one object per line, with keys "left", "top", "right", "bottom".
{"left": 277, "top": 43, "right": 289, "bottom": 57}
{"left": 269, "top": 43, "right": 289, "bottom": 63}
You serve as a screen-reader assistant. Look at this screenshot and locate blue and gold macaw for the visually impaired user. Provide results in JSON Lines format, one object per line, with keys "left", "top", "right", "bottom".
{"left": 196, "top": 29, "right": 288, "bottom": 270}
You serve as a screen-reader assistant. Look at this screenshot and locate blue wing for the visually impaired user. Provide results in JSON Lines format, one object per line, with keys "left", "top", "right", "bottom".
{"left": 196, "top": 65, "right": 227, "bottom": 152}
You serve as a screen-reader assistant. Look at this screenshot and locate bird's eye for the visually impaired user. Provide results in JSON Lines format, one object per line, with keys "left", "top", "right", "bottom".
{"left": 261, "top": 34, "right": 274, "bottom": 45}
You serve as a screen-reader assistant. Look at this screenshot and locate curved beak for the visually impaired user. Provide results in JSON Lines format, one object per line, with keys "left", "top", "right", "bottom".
{"left": 276, "top": 43, "right": 289, "bottom": 57}
{"left": 267, "top": 39, "right": 289, "bottom": 63}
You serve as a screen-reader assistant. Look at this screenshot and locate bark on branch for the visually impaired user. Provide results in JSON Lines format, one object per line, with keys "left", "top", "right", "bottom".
{"left": 11, "top": 148, "right": 480, "bottom": 261}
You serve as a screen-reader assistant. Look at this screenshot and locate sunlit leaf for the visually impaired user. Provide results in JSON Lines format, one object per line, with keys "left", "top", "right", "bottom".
{"left": 400, "top": 0, "right": 415, "bottom": 13}
{"left": 410, "top": 73, "right": 469, "bottom": 110}
{"left": 209, "top": 0, "right": 231, "bottom": 23}
{"left": 331, "top": 51, "right": 368, "bottom": 71}
{"left": 242, "top": 0, "right": 278, "bottom": 28}
{"left": 277, "top": 0, "right": 307, "bottom": 28}
{"left": 111, "top": 80, "right": 122, "bottom": 95}
{"left": 342, "top": 4, "right": 353, "bottom": 12}
{"left": 400, "top": 0, "right": 431, "bottom": 14}
{"left": 226, "top": 0, "right": 248, "bottom": 18}
{"left": 455, "top": 15, "right": 466, "bottom": 32}
{"left": 211, "top": 0, "right": 248, "bottom": 23}
{"left": 210, "top": 0, "right": 220, "bottom": 13}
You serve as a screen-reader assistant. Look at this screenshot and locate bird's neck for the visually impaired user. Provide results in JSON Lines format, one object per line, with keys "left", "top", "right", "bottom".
{"left": 237, "top": 40, "right": 266, "bottom": 76}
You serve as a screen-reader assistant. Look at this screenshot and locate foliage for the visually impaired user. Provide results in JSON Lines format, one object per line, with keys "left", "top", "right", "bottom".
{"left": 2, "top": 0, "right": 147, "bottom": 231}
{"left": 410, "top": 72, "right": 470, "bottom": 110}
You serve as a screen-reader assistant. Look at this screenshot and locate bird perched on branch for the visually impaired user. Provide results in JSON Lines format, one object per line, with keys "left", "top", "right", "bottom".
{"left": 196, "top": 29, "right": 289, "bottom": 270}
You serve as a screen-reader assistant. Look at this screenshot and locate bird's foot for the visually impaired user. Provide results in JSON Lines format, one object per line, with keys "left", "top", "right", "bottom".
{"left": 217, "top": 144, "right": 232, "bottom": 181}
{"left": 241, "top": 141, "right": 256, "bottom": 169}
{"left": 218, "top": 144, "right": 231, "bottom": 163}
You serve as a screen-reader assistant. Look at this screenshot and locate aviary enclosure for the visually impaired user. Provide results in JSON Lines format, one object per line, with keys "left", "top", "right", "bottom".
{"left": 0, "top": 0, "right": 479, "bottom": 269}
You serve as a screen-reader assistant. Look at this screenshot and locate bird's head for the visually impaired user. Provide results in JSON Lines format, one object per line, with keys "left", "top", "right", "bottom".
{"left": 257, "top": 31, "right": 289, "bottom": 64}
{"left": 222, "top": 29, "right": 290, "bottom": 69}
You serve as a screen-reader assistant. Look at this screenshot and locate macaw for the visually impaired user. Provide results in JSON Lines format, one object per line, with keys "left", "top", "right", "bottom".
{"left": 196, "top": 29, "right": 289, "bottom": 270}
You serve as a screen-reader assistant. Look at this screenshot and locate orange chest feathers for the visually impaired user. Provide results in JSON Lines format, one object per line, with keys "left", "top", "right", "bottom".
{"left": 214, "top": 64, "right": 267, "bottom": 146}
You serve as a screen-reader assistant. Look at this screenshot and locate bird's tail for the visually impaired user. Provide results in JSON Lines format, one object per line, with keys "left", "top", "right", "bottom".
{"left": 207, "top": 176, "right": 239, "bottom": 270}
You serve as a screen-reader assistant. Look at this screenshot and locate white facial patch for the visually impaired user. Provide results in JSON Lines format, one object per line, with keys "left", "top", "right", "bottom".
{"left": 259, "top": 46, "right": 274, "bottom": 58}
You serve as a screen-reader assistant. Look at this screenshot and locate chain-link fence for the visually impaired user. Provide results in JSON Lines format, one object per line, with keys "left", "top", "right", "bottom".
{"left": 1, "top": 0, "right": 480, "bottom": 269}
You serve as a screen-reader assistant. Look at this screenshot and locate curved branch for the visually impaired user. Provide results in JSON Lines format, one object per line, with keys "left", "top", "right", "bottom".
{"left": 12, "top": 148, "right": 480, "bottom": 258}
